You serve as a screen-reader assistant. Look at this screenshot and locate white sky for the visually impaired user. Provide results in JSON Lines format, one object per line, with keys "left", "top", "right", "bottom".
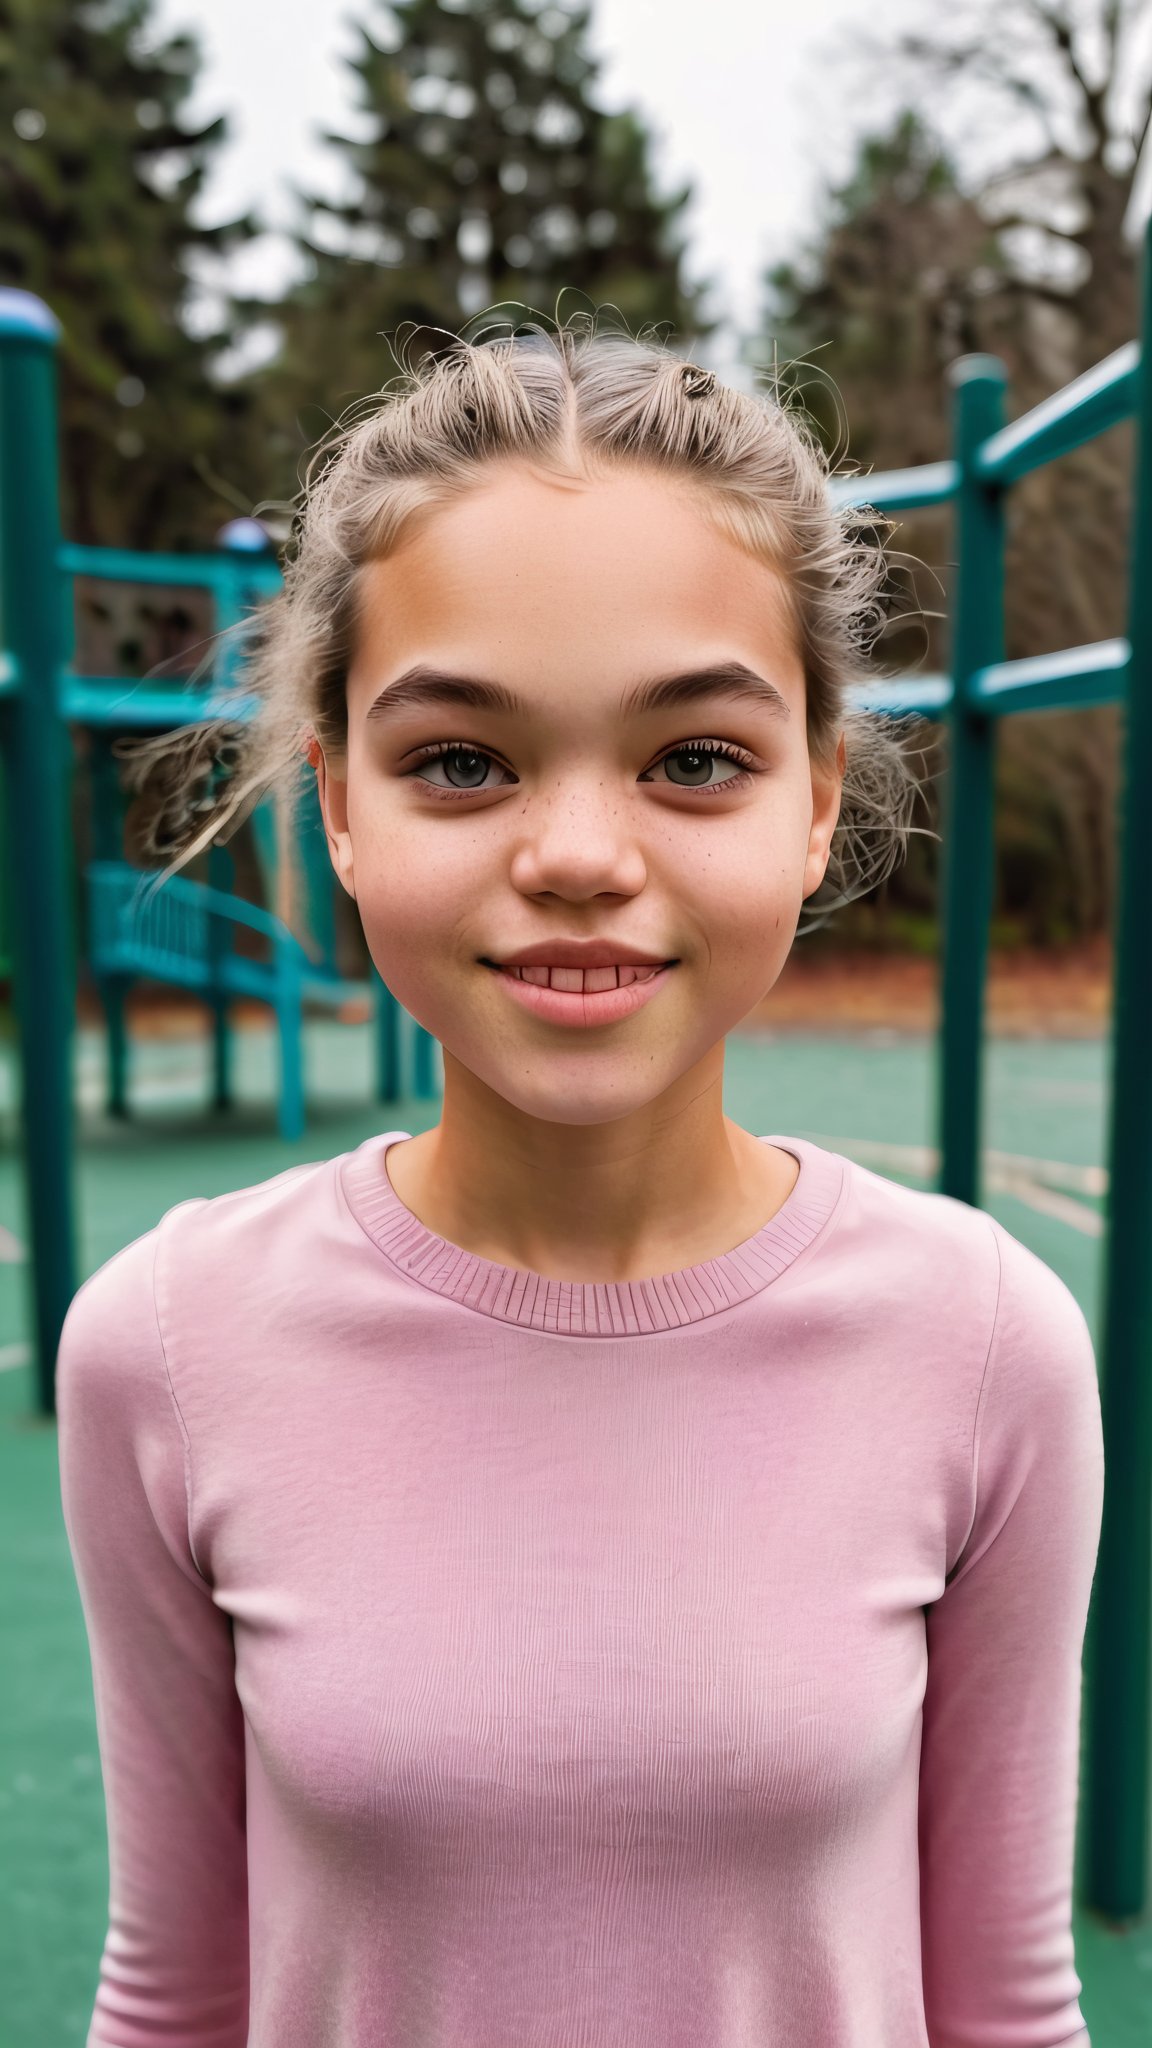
{"left": 149, "top": 0, "right": 906, "bottom": 384}
{"left": 148, "top": 0, "right": 1152, "bottom": 387}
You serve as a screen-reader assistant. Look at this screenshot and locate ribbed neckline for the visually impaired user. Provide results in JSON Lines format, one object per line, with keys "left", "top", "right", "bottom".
{"left": 340, "top": 1130, "right": 846, "bottom": 1338}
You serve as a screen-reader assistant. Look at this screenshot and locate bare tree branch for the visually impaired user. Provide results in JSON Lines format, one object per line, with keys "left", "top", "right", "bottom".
{"left": 1019, "top": 0, "right": 1110, "bottom": 152}
{"left": 978, "top": 209, "right": 1084, "bottom": 242}
{"left": 1134, "top": 88, "right": 1152, "bottom": 164}
{"left": 995, "top": 272, "right": 1079, "bottom": 309}
{"left": 892, "top": 26, "right": 1071, "bottom": 159}
{"left": 981, "top": 146, "right": 1079, "bottom": 184}
{"left": 1103, "top": 0, "right": 1123, "bottom": 72}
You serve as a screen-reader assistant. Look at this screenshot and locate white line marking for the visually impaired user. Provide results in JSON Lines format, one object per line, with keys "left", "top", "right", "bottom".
{"left": 799, "top": 1135, "right": 1106, "bottom": 1198}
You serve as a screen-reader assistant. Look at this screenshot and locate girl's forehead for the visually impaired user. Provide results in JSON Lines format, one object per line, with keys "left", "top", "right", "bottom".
{"left": 350, "top": 516, "right": 807, "bottom": 733}
{"left": 355, "top": 467, "right": 798, "bottom": 651}
{"left": 383, "top": 461, "right": 720, "bottom": 547}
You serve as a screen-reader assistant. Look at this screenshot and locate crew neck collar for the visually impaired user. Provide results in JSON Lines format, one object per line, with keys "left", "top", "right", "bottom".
{"left": 340, "top": 1130, "right": 846, "bottom": 1338}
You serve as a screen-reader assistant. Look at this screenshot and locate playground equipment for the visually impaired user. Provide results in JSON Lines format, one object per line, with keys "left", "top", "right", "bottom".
{"left": 70, "top": 524, "right": 441, "bottom": 1138}
{"left": 0, "top": 222, "right": 1149, "bottom": 1921}
{"left": 86, "top": 856, "right": 374, "bottom": 1140}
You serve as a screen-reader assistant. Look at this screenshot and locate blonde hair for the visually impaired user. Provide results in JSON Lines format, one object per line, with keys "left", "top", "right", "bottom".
{"left": 117, "top": 309, "right": 936, "bottom": 937}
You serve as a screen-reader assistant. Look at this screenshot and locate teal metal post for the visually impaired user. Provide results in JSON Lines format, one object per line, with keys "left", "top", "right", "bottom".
{"left": 412, "top": 1021, "right": 440, "bottom": 1100}
{"left": 274, "top": 945, "right": 305, "bottom": 1142}
{"left": 937, "top": 358, "right": 1007, "bottom": 1208}
{"left": 0, "top": 291, "right": 78, "bottom": 1418}
{"left": 374, "top": 968, "right": 403, "bottom": 1104}
{"left": 207, "top": 837, "right": 234, "bottom": 1112}
{"left": 213, "top": 523, "right": 253, "bottom": 694}
{"left": 1082, "top": 214, "right": 1152, "bottom": 1922}
{"left": 90, "top": 738, "right": 130, "bottom": 1117}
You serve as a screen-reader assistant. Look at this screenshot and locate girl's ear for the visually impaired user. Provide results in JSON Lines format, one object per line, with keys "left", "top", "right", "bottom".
{"left": 308, "top": 737, "right": 357, "bottom": 902}
{"left": 802, "top": 729, "right": 846, "bottom": 903}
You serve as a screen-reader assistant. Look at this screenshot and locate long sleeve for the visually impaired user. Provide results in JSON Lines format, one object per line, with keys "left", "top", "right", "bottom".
{"left": 918, "top": 1218, "right": 1105, "bottom": 2048}
{"left": 56, "top": 1221, "right": 249, "bottom": 2048}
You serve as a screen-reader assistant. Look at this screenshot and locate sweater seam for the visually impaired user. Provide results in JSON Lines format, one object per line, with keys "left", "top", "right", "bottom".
{"left": 945, "top": 1214, "right": 1005, "bottom": 1584}
{"left": 152, "top": 1202, "right": 212, "bottom": 1585}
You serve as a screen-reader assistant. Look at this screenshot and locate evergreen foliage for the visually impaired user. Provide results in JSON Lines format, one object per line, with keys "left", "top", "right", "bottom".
{"left": 750, "top": 74, "right": 1137, "bottom": 946}
{"left": 0, "top": 0, "right": 261, "bottom": 547}
{"left": 237, "top": 0, "right": 714, "bottom": 482}
{"left": 754, "top": 110, "right": 1014, "bottom": 471}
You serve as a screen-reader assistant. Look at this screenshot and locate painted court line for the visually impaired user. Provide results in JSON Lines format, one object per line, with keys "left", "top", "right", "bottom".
{"left": 796, "top": 1136, "right": 1104, "bottom": 1236}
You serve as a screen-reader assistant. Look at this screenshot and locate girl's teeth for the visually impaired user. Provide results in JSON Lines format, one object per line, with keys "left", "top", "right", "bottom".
{"left": 511, "top": 964, "right": 662, "bottom": 990}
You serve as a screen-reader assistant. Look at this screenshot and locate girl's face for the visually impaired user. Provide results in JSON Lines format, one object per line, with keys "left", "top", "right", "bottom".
{"left": 316, "top": 463, "right": 844, "bottom": 1130}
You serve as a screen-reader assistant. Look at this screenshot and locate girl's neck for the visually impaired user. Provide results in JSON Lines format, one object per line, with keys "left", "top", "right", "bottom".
{"left": 382, "top": 1110, "right": 800, "bottom": 1287}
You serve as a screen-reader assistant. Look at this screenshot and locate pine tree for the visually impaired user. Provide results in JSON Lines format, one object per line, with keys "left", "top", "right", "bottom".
{"left": 749, "top": 106, "right": 1122, "bottom": 947}
{"left": 242, "top": 0, "right": 714, "bottom": 475}
{"left": 751, "top": 110, "right": 1014, "bottom": 473}
{"left": 0, "top": 0, "right": 261, "bottom": 548}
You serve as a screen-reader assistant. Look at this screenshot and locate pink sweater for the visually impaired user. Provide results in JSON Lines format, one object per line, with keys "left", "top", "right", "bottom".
{"left": 56, "top": 1129, "right": 1104, "bottom": 2048}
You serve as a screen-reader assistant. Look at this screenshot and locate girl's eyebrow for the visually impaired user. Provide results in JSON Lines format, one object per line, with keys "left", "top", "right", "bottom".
{"left": 366, "top": 660, "right": 792, "bottom": 725}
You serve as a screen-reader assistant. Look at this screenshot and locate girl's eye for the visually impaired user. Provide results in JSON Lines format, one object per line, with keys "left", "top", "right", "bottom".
{"left": 401, "top": 737, "right": 759, "bottom": 802}
{"left": 642, "top": 740, "right": 758, "bottom": 794}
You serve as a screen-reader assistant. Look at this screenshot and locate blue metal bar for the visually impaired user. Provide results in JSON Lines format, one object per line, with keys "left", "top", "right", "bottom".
{"left": 212, "top": 542, "right": 258, "bottom": 697}
{"left": 60, "top": 676, "right": 262, "bottom": 727}
{"left": 969, "top": 637, "right": 1129, "bottom": 715}
{"left": 975, "top": 341, "right": 1138, "bottom": 485}
{"left": 846, "top": 675, "right": 953, "bottom": 717}
{"left": 60, "top": 539, "right": 282, "bottom": 592}
{"left": 829, "top": 460, "right": 957, "bottom": 510}
{"left": 846, "top": 642, "right": 1129, "bottom": 725}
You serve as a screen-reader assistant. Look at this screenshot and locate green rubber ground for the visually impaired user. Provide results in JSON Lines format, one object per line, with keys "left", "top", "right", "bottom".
{"left": 1, "top": 1014, "right": 1149, "bottom": 2044}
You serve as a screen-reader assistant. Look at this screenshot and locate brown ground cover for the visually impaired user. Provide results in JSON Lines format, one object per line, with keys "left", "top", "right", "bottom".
{"left": 747, "top": 933, "right": 1111, "bottom": 1037}
{"left": 75, "top": 936, "right": 1112, "bottom": 1041}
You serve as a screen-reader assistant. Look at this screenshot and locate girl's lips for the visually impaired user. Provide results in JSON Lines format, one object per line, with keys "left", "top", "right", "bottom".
{"left": 485, "top": 961, "right": 678, "bottom": 1028}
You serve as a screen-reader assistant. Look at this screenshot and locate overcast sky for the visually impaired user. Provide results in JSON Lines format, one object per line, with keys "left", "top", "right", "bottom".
{"left": 151, "top": 0, "right": 909, "bottom": 383}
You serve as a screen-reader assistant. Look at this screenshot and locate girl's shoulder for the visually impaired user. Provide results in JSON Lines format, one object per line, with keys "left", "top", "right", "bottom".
{"left": 831, "top": 1140, "right": 1091, "bottom": 1362}
{"left": 66, "top": 1148, "right": 353, "bottom": 1333}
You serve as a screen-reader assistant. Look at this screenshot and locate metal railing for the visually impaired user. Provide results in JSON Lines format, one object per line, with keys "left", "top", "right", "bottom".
{"left": 832, "top": 313, "right": 1150, "bottom": 1930}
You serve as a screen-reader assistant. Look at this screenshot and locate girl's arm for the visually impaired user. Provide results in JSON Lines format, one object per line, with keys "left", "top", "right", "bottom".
{"left": 918, "top": 1219, "right": 1105, "bottom": 2048}
{"left": 56, "top": 1223, "right": 249, "bottom": 2048}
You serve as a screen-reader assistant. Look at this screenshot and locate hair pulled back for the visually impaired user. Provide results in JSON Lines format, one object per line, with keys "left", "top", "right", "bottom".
{"left": 118, "top": 306, "right": 936, "bottom": 935}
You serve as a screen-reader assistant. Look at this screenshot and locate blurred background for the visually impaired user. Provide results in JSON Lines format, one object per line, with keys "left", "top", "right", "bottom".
{"left": 6, "top": 0, "right": 1151, "bottom": 1002}
{"left": 3, "top": 4, "right": 1152, "bottom": 2039}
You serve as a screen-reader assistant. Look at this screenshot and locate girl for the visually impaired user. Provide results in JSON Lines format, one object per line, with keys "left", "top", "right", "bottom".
{"left": 56, "top": 316, "right": 1104, "bottom": 2047}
